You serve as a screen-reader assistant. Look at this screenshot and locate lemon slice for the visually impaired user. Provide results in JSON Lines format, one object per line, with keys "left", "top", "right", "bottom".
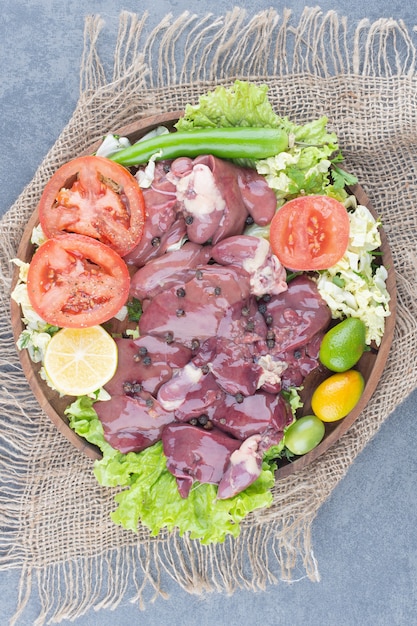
{"left": 43, "top": 325, "right": 118, "bottom": 396}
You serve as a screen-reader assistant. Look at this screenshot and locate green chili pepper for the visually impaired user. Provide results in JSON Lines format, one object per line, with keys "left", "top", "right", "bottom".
{"left": 109, "top": 127, "right": 289, "bottom": 167}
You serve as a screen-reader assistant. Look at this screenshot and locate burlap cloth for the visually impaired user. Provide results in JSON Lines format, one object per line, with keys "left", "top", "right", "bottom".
{"left": 1, "top": 7, "right": 417, "bottom": 624}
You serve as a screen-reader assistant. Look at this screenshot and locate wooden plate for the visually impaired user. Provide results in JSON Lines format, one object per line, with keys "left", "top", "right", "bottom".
{"left": 10, "top": 112, "right": 397, "bottom": 476}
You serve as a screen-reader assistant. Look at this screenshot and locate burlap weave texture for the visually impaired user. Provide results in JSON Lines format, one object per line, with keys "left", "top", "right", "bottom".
{"left": 1, "top": 7, "right": 417, "bottom": 624}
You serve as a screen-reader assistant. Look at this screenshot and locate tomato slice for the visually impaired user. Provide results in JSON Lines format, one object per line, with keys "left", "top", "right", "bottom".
{"left": 38, "top": 155, "right": 145, "bottom": 257}
{"left": 27, "top": 234, "right": 130, "bottom": 328}
{"left": 269, "top": 195, "right": 350, "bottom": 271}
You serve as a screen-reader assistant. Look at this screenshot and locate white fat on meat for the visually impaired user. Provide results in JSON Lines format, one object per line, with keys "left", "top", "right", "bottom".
{"left": 228, "top": 435, "right": 262, "bottom": 476}
{"left": 217, "top": 434, "right": 263, "bottom": 499}
{"left": 242, "top": 237, "right": 287, "bottom": 297}
{"left": 175, "top": 163, "right": 226, "bottom": 217}
{"left": 256, "top": 354, "right": 287, "bottom": 389}
{"left": 157, "top": 362, "right": 204, "bottom": 411}
{"left": 242, "top": 236, "right": 269, "bottom": 274}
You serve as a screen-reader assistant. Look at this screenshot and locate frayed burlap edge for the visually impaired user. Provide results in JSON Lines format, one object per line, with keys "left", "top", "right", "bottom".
{"left": 2, "top": 7, "right": 417, "bottom": 624}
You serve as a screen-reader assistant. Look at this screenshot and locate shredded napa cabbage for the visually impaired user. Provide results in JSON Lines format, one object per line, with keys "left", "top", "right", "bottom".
{"left": 314, "top": 203, "right": 391, "bottom": 345}
{"left": 10, "top": 259, "right": 59, "bottom": 362}
{"left": 255, "top": 126, "right": 348, "bottom": 203}
{"left": 95, "top": 134, "right": 131, "bottom": 158}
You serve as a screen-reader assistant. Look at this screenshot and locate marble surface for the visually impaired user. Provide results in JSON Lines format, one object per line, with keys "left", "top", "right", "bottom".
{"left": 1, "top": 1, "right": 417, "bottom": 624}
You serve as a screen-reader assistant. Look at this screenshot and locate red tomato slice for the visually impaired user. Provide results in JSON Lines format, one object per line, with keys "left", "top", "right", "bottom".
{"left": 27, "top": 234, "right": 130, "bottom": 328}
{"left": 269, "top": 195, "right": 350, "bottom": 271}
{"left": 38, "top": 155, "right": 145, "bottom": 257}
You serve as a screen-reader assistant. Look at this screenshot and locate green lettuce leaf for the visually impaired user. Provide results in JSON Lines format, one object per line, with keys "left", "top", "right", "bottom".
{"left": 291, "top": 116, "right": 338, "bottom": 147}
{"left": 66, "top": 396, "right": 276, "bottom": 544}
{"left": 65, "top": 394, "right": 117, "bottom": 457}
{"left": 108, "top": 445, "right": 275, "bottom": 543}
{"left": 175, "top": 80, "right": 282, "bottom": 130}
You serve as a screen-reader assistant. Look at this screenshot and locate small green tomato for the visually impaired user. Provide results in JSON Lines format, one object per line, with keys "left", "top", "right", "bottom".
{"left": 284, "top": 414, "right": 325, "bottom": 456}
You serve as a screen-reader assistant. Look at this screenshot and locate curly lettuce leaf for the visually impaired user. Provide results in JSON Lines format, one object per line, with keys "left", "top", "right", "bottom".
{"left": 107, "top": 445, "right": 275, "bottom": 543}
{"left": 65, "top": 394, "right": 117, "bottom": 457}
{"left": 291, "top": 116, "right": 338, "bottom": 147}
{"left": 175, "top": 80, "right": 282, "bottom": 130}
{"left": 66, "top": 396, "right": 276, "bottom": 544}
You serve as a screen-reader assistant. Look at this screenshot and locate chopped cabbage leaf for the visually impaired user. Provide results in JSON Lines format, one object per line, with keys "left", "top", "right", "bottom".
{"left": 96, "top": 134, "right": 131, "bottom": 158}
{"left": 314, "top": 204, "right": 391, "bottom": 345}
{"left": 255, "top": 120, "right": 348, "bottom": 202}
{"left": 10, "top": 259, "right": 59, "bottom": 362}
